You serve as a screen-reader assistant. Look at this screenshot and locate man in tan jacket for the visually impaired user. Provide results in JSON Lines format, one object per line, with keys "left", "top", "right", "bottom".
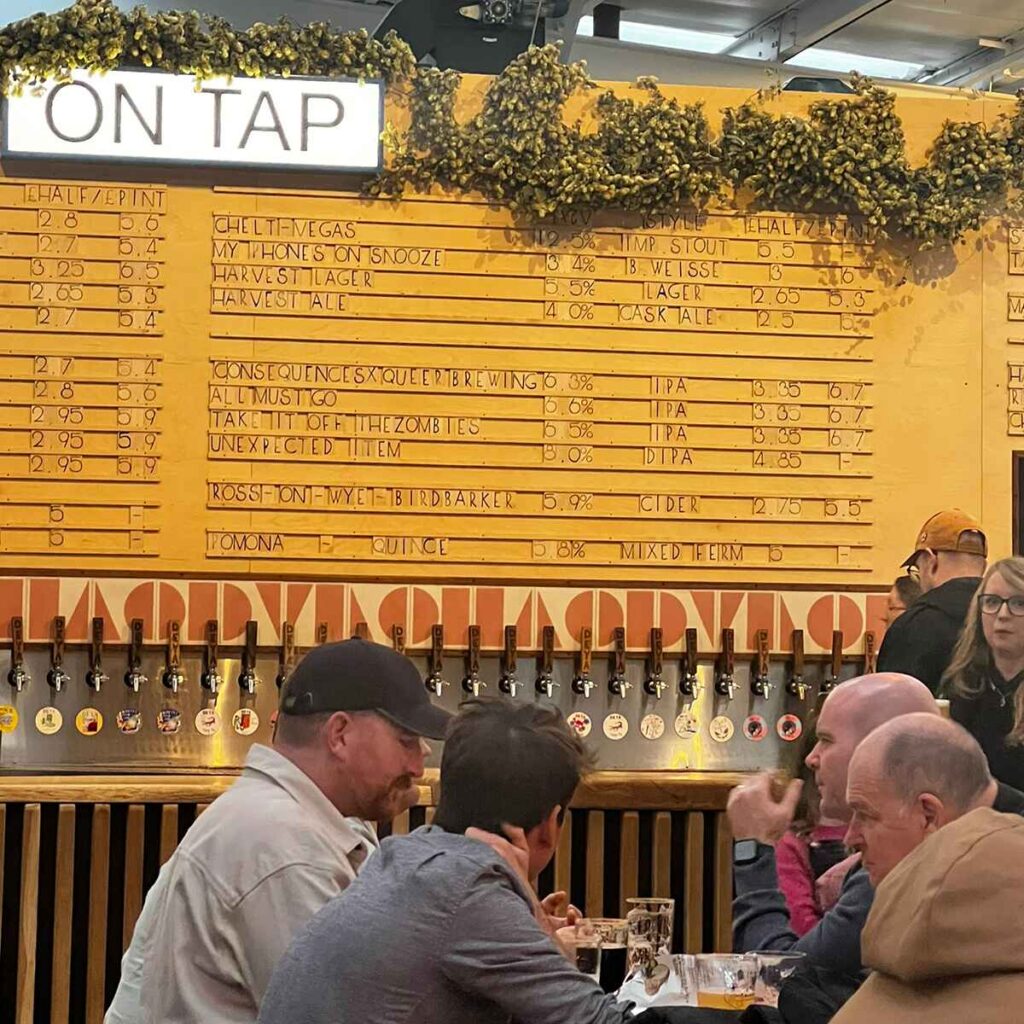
{"left": 833, "top": 714, "right": 1024, "bottom": 1022}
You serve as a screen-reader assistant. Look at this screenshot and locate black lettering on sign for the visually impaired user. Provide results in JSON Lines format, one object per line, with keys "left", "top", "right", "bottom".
{"left": 45, "top": 80, "right": 103, "bottom": 142}
{"left": 670, "top": 237, "right": 728, "bottom": 257}
{"left": 694, "top": 544, "right": 744, "bottom": 562}
{"left": 210, "top": 532, "right": 285, "bottom": 553}
{"left": 678, "top": 307, "right": 716, "bottom": 326}
{"left": 239, "top": 91, "right": 291, "bottom": 150}
{"left": 620, "top": 542, "right": 684, "bottom": 561}
{"left": 622, "top": 234, "right": 657, "bottom": 253}
{"left": 352, "top": 439, "right": 402, "bottom": 460}
{"left": 368, "top": 247, "right": 444, "bottom": 267}
{"left": 208, "top": 435, "right": 335, "bottom": 457}
{"left": 644, "top": 447, "right": 693, "bottom": 466}
{"left": 301, "top": 93, "right": 344, "bottom": 150}
{"left": 371, "top": 537, "right": 450, "bottom": 557}
{"left": 643, "top": 282, "right": 704, "bottom": 302}
{"left": 620, "top": 305, "right": 668, "bottom": 324}
{"left": 201, "top": 87, "right": 241, "bottom": 147}
{"left": 1010, "top": 294, "right": 1024, "bottom": 321}
{"left": 651, "top": 377, "right": 688, "bottom": 395}
{"left": 637, "top": 495, "right": 701, "bottom": 514}
{"left": 114, "top": 83, "right": 163, "bottom": 144}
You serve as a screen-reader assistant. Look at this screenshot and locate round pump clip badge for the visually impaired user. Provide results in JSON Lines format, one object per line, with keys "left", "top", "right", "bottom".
{"left": 777, "top": 714, "right": 804, "bottom": 743}
{"left": 75, "top": 708, "right": 103, "bottom": 736}
{"left": 566, "top": 711, "right": 592, "bottom": 738}
{"left": 674, "top": 711, "right": 699, "bottom": 738}
{"left": 35, "top": 706, "right": 63, "bottom": 735}
{"left": 0, "top": 704, "right": 18, "bottom": 733}
{"left": 116, "top": 708, "right": 143, "bottom": 735}
{"left": 195, "top": 707, "right": 221, "bottom": 737}
{"left": 156, "top": 707, "right": 183, "bottom": 735}
{"left": 232, "top": 707, "right": 260, "bottom": 736}
{"left": 602, "top": 712, "right": 629, "bottom": 741}
{"left": 743, "top": 714, "right": 769, "bottom": 742}
{"left": 709, "top": 715, "right": 734, "bottom": 743}
{"left": 640, "top": 713, "right": 665, "bottom": 740}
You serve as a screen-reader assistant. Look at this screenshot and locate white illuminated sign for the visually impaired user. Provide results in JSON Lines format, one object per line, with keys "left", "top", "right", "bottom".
{"left": 1, "top": 69, "right": 383, "bottom": 172}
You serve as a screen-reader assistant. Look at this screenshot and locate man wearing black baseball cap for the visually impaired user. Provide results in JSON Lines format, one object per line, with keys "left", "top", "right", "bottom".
{"left": 109, "top": 640, "right": 451, "bottom": 1024}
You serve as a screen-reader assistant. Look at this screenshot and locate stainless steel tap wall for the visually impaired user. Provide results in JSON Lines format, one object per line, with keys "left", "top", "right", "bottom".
{"left": 0, "top": 649, "right": 859, "bottom": 773}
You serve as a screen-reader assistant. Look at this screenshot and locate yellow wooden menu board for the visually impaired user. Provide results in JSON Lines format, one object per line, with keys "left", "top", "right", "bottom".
{"left": 0, "top": 85, "right": 1016, "bottom": 585}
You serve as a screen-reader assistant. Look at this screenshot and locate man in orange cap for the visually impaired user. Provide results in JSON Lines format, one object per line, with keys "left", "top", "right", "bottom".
{"left": 876, "top": 510, "right": 987, "bottom": 691}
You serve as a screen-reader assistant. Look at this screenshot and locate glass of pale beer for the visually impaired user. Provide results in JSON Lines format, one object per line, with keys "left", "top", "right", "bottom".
{"left": 693, "top": 954, "right": 756, "bottom": 1010}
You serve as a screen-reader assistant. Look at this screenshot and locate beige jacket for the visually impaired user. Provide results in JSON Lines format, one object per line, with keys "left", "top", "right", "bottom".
{"left": 834, "top": 807, "right": 1024, "bottom": 1024}
{"left": 105, "top": 744, "right": 377, "bottom": 1024}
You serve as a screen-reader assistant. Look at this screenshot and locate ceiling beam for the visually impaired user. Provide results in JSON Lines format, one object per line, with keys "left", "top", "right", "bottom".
{"left": 917, "top": 28, "right": 1024, "bottom": 87}
{"left": 722, "top": 0, "right": 893, "bottom": 63}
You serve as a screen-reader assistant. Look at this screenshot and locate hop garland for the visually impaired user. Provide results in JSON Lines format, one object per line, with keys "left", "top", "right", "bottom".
{"left": 2, "top": 2, "right": 1023, "bottom": 248}
{"left": 0, "top": 0, "right": 415, "bottom": 93}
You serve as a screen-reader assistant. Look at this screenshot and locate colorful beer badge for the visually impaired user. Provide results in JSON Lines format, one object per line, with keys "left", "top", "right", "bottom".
{"left": 777, "top": 714, "right": 804, "bottom": 742}
{"left": 195, "top": 707, "right": 221, "bottom": 736}
{"left": 640, "top": 713, "right": 665, "bottom": 740}
{"left": 709, "top": 715, "right": 734, "bottom": 743}
{"left": 743, "top": 715, "right": 768, "bottom": 742}
{"left": 156, "top": 708, "right": 182, "bottom": 735}
{"left": 116, "top": 709, "right": 142, "bottom": 735}
{"left": 75, "top": 708, "right": 103, "bottom": 736}
{"left": 232, "top": 707, "right": 260, "bottom": 736}
{"left": 603, "top": 712, "right": 629, "bottom": 740}
{"left": 0, "top": 705, "right": 18, "bottom": 733}
{"left": 674, "top": 711, "right": 699, "bottom": 738}
{"left": 35, "top": 706, "right": 63, "bottom": 735}
{"left": 566, "top": 711, "right": 592, "bottom": 738}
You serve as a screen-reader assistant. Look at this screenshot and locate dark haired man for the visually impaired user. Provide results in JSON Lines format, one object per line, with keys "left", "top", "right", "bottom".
{"left": 257, "top": 698, "right": 630, "bottom": 1024}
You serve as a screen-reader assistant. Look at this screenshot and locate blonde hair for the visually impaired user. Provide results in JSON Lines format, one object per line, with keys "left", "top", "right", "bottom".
{"left": 942, "top": 556, "right": 1024, "bottom": 745}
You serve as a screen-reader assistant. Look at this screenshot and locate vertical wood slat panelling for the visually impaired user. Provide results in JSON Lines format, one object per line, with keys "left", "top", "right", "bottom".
{"left": 585, "top": 811, "right": 604, "bottom": 918}
{"left": 683, "top": 813, "right": 705, "bottom": 954}
{"left": 85, "top": 805, "right": 111, "bottom": 1024}
{"left": 713, "top": 812, "right": 733, "bottom": 954}
{"left": 618, "top": 812, "right": 639, "bottom": 918}
{"left": 651, "top": 812, "right": 672, "bottom": 901}
{"left": 50, "top": 805, "right": 76, "bottom": 1024}
{"left": 16, "top": 804, "right": 40, "bottom": 1024}
{"left": 0, "top": 779, "right": 737, "bottom": 1024}
{"left": 159, "top": 806, "right": 179, "bottom": 865}
{"left": 554, "top": 809, "right": 572, "bottom": 898}
{"left": 123, "top": 805, "right": 146, "bottom": 952}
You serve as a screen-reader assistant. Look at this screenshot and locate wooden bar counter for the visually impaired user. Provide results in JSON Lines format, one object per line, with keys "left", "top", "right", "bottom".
{"left": 0, "top": 770, "right": 742, "bottom": 1024}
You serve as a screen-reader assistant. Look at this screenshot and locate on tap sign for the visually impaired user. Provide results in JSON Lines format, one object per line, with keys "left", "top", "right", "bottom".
{"left": 1, "top": 69, "right": 383, "bottom": 171}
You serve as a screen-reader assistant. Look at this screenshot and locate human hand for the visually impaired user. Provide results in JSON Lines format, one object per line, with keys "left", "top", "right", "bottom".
{"left": 539, "top": 891, "right": 582, "bottom": 932}
{"left": 726, "top": 772, "right": 803, "bottom": 844}
{"left": 466, "top": 824, "right": 532, "bottom": 891}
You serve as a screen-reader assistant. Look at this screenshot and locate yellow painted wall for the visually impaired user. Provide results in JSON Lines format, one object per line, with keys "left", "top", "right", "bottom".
{"left": 0, "top": 82, "right": 1018, "bottom": 587}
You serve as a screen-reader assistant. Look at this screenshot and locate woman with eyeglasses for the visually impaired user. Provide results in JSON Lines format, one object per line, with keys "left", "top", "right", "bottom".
{"left": 943, "top": 557, "right": 1024, "bottom": 790}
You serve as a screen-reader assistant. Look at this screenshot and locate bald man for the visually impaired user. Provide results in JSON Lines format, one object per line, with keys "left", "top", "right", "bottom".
{"left": 845, "top": 713, "right": 1012, "bottom": 886}
{"left": 728, "top": 673, "right": 940, "bottom": 978}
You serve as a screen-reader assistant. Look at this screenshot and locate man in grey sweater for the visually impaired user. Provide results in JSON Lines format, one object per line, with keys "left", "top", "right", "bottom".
{"left": 258, "top": 698, "right": 629, "bottom": 1024}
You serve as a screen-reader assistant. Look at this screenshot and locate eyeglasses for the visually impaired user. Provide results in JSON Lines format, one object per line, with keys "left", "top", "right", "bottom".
{"left": 978, "top": 594, "right": 1024, "bottom": 616}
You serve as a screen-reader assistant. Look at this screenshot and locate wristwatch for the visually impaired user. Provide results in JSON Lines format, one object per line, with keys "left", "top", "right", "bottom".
{"left": 733, "top": 839, "right": 761, "bottom": 865}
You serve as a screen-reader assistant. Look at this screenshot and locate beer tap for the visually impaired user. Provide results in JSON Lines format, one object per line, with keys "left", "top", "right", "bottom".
{"left": 200, "top": 620, "right": 221, "bottom": 695}
{"left": 85, "top": 617, "right": 108, "bottom": 691}
{"left": 238, "top": 620, "right": 258, "bottom": 695}
{"left": 276, "top": 622, "right": 295, "bottom": 690}
{"left": 822, "top": 630, "right": 844, "bottom": 694}
{"left": 124, "top": 618, "right": 147, "bottom": 694}
{"left": 462, "top": 625, "right": 486, "bottom": 697}
{"left": 163, "top": 620, "right": 185, "bottom": 694}
{"left": 352, "top": 621, "right": 369, "bottom": 640}
{"left": 47, "top": 615, "right": 70, "bottom": 693}
{"left": 609, "top": 627, "right": 630, "bottom": 697}
{"left": 863, "top": 631, "right": 877, "bottom": 675}
{"left": 787, "top": 629, "right": 808, "bottom": 700}
{"left": 426, "top": 625, "right": 448, "bottom": 698}
{"left": 715, "top": 628, "right": 737, "bottom": 699}
{"left": 499, "top": 626, "right": 520, "bottom": 697}
{"left": 8, "top": 616, "right": 28, "bottom": 692}
{"left": 391, "top": 624, "right": 406, "bottom": 655}
{"left": 570, "top": 626, "right": 592, "bottom": 698}
{"left": 644, "top": 627, "right": 666, "bottom": 699}
{"left": 680, "top": 628, "right": 701, "bottom": 699}
{"left": 751, "top": 629, "right": 772, "bottom": 699}
{"left": 538, "top": 625, "right": 560, "bottom": 698}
